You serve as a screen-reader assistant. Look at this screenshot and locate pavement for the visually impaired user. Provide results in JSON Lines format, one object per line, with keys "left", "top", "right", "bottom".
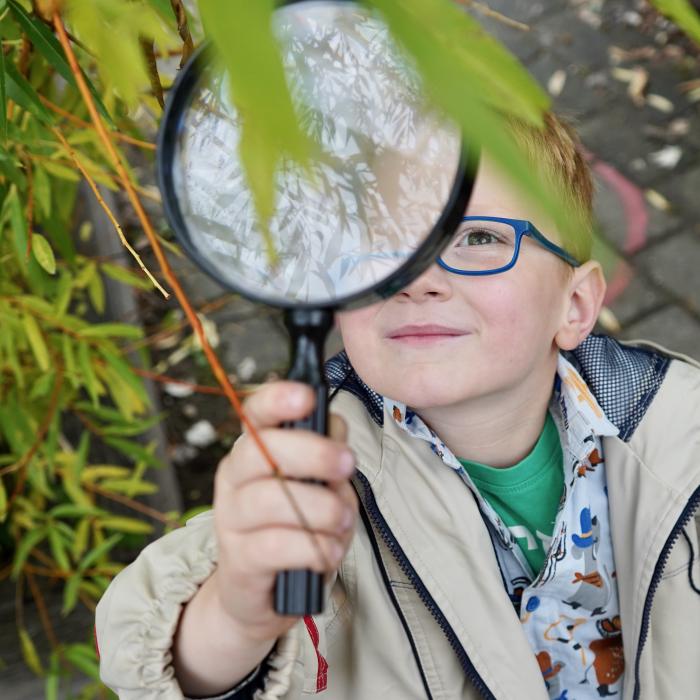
{"left": 477, "top": 0, "right": 700, "bottom": 359}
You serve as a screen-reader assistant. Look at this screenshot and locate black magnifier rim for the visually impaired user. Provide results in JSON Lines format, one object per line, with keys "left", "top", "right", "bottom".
{"left": 157, "top": 4, "right": 478, "bottom": 311}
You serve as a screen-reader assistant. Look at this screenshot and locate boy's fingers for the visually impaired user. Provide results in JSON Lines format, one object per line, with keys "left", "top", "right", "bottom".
{"left": 218, "top": 428, "right": 355, "bottom": 489}
{"left": 226, "top": 527, "right": 347, "bottom": 575}
{"left": 241, "top": 381, "right": 315, "bottom": 431}
{"left": 223, "top": 479, "right": 357, "bottom": 535}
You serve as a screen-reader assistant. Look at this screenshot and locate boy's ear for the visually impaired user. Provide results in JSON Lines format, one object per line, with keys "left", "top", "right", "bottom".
{"left": 555, "top": 261, "right": 607, "bottom": 351}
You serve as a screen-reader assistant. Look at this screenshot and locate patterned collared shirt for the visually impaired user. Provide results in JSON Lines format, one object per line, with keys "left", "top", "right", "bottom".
{"left": 384, "top": 354, "right": 625, "bottom": 700}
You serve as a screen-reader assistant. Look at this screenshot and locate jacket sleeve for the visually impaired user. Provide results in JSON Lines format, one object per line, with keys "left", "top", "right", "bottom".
{"left": 95, "top": 510, "right": 316, "bottom": 699}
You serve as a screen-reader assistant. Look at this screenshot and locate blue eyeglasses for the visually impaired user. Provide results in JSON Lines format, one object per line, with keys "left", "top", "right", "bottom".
{"left": 437, "top": 216, "right": 581, "bottom": 276}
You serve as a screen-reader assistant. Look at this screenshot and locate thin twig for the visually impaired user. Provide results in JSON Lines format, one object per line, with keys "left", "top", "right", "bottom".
{"left": 456, "top": 0, "right": 530, "bottom": 31}
{"left": 140, "top": 37, "right": 165, "bottom": 109}
{"left": 26, "top": 571, "right": 60, "bottom": 651}
{"left": 132, "top": 367, "right": 228, "bottom": 396}
{"left": 51, "top": 126, "right": 169, "bottom": 298}
{"left": 39, "top": 94, "right": 156, "bottom": 150}
{"left": 53, "top": 10, "right": 329, "bottom": 571}
{"left": 169, "top": 0, "right": 195, "bottom": 68}
{"left": 83, "top": 481, "right": 180, "bottom": 528}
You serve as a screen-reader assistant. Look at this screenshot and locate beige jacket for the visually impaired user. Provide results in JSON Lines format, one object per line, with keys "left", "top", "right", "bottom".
{"left": 96, "top": 340, "right": 700, "bottom": 699}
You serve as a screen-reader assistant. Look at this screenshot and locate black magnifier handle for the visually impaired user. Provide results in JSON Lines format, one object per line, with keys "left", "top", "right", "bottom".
{"left": 274, "top": 307, "right": 335, "bottom": 616}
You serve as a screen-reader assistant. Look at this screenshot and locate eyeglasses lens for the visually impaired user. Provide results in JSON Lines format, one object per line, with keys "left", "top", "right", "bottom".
{"left": 439, "top": 219, "right": 517, "bottom": 272}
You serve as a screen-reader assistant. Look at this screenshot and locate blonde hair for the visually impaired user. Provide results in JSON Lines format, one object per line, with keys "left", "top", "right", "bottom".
{"left": 504, "top": 112, "right": 594, "bottom": 262}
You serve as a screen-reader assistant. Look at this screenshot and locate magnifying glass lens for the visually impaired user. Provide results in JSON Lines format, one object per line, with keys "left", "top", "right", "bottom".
{"left": 170, "top": 2, "right": 462, "bottom": 306}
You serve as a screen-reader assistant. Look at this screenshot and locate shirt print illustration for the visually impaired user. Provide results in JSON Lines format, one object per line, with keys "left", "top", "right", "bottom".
{"left": 385, "top": 354, "right": 625, "bottom": 700}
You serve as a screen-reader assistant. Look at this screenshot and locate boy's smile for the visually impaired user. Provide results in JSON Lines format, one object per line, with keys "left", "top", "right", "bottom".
{"left": 336, "top": 155, "right": 606, "bottom": 466}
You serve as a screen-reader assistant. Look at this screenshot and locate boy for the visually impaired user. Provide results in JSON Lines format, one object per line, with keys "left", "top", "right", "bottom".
{"left": 96, "top": 114, "right": 700, "bottom": 700}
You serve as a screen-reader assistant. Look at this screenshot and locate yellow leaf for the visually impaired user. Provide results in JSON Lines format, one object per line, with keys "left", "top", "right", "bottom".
{"left": 99, "top": 516, "right": 153, "bottom": 535}
{"left": 22, "top": 314, "right": 50, "bottom": 371}
{"left": 19, "top": 628, "right": 44, "bottom": 676}
{"left": 31, "top": 234, "right": 56, "bottom": 275}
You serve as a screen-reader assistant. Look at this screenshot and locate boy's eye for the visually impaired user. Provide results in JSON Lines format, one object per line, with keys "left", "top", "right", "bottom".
{"left": 456, "top": 228, "right": 502, "bottom": 246}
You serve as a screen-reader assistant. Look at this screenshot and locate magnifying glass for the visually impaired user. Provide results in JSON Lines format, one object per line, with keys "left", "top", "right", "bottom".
{"left": 157, "top": 0, "right": 477, "bottom": 616}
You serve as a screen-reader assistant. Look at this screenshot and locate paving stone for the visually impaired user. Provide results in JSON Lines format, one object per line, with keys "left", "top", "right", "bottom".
{"left": 524, "top": 51, "right": 617, "bottom": 119}
{"left": 577, "top": 103, "right": 696, "bottom": 188}
{"left": 621, "top": 305, "right": 700, "bottom": 360}
{"left": 634, "top": 230, "right": 700, "bottom": 313}
{"left": 653, "top": 165, "right": 700, "bottom": 220}
{"left": 606, "top": 271, "right": 665, "bottom": 326}
{"left": 592, "top": 169, "right": 682, "bottom": 251}
{"left": 468, "top": 1, "right": 567, "bottom": 63}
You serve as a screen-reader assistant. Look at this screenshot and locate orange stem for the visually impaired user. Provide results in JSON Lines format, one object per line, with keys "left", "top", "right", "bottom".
{"left": 52, "top": 11, "right": 326, "bottom": 567}
{"left": 39, "top": 94, "right": 156, "bottom": 150}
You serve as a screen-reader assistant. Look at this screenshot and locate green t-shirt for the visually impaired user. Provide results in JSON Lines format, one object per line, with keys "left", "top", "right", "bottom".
{"left": 457, "top": 413, "right": 564, "bottom": 575}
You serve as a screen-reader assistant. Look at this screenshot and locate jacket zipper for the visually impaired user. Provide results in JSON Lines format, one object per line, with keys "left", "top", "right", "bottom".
{"left": 632, "top": 485, "right": 700, "bottom": 700}
{"left": 354, "top": 470, "right": 496, "bottom": 700}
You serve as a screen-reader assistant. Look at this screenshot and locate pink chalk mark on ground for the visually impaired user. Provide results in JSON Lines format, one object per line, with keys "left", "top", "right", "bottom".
{"left": 584, "top": 150, "right": 649, "bottom": 305}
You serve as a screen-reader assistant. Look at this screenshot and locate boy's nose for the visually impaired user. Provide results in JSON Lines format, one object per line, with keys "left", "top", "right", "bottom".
{"left": 397, "top": 263, "right": 453, "bottom": 302}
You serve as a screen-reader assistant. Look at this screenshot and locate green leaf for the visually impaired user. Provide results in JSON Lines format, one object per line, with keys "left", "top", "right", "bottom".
{"left": 31, "top": 233, "right": 57, "bottom": 274}
{"left": 0, "top": 478, "right": 7, "bottom": 523}
{"left": 33, "top": 165, "right": 51, "bottom": 218}
{"left": 48, "top": 527, "right": 71, "bottom": 571}
{"left": 100, "top": 348, "right": 149, "bottom": 404}
{"left": 50, "top": 503, "right": 102, "bottom": 518}
{"left": 62, "top": 573, "right": 82, "bottom": 616}
{"left": 7, "top": 0, "right": 114, "bottom": 125}
{"left": 63, "top": 643, "right": 100, "bottom": 680}
{"left": 29, "top": 370, "right": 55, "bottom": 400}
{"left": 101, "top": 261, "right": 154, "bottom": 291}
{"left": 81, "top": 465, "right": 131, "bottom": 481}
{"left": 78, "top": 322, "right": 143, "bottom": 339}
{"left": 71, "top": 518, "right": 90, "bottom": 560}
{"left": 77, "top": 532, "right": 122, "bottom": 572}
{"left": 77, "top": 340, "right": 101, "bottom": 405}
{"left": 650, "top": 0, "right": 700, "bottom": 45}
{"left": 4, "top": 60, "right": 54, "bottom": 125}
{"left": 45, "top": 653, "right": 60, "bottom": 700}
{"left": 0, "top": 38, "right": 6, "bottom": 141}
{"left": 66, "top": 0, "right": 178, "bottom": 107}
{"left": 19, "top": 627, "right": 44, "bottom": 676}
{"left": 87, "top": 268, "right": 105, "bottom": 313}
{"left": 98, "top": 516, "right": 153, "bottom": 535}
{"left": 41, "top": 159, "right": 80, "bottom": 182}
{"left": 12, "top": 526, "right": 48, "bottom": 578}
{"left": 103, "top": 436, "right": 163, "bottom": 468}
{"left": 100, "top": 479, "right": 158, "bottom": 496}
{"left": 22, "top": 313, "right": 50, "bottom": 371}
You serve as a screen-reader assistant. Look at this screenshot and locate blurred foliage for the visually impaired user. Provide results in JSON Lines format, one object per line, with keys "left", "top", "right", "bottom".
{"left": 1, "top": 0, "right": 698, "bottom": 697}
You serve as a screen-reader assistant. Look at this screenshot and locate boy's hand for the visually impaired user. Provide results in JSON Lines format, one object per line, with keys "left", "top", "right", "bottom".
{"left": 211, "top": 380, "right": 357, "bottom": 644}
{"left": 173, "top": 381, "right": 357, "bottom": 697}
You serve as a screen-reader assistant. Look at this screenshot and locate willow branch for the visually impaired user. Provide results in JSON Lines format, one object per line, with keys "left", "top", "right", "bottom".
{"left": 39, "top": 94, "right": 156, "bottom": 150}
{"left": 456, "top": 0, "right": 530, "bottom": 31}
{"left": 140, "top": 37, "right": 165, "bottom": 109}
{"left": 169, "top": 0, "right": 194, "bottom": 68}
{"left": 51, "top": 126, "right": 168, "bottom": 297}
{"left": 52, "top": 10, "right": 329, "bottom": 569}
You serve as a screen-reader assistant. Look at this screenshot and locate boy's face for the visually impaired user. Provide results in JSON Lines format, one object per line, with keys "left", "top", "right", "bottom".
{"left": 336, "top": 156, "right": 592, "bottom": 411}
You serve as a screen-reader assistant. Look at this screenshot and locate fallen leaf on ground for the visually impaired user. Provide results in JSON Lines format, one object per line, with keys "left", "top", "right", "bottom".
{"left": 644, "top": 189, "right": 672, "bottom": 212}
{"left": 646, "top": 94, "right": 674, "bottom": 113}
{"left": 649, "top": 145, "right": 682, "bottom": 169}
{"left": 548, "top": 69, "right": 567, "bottom": 96}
